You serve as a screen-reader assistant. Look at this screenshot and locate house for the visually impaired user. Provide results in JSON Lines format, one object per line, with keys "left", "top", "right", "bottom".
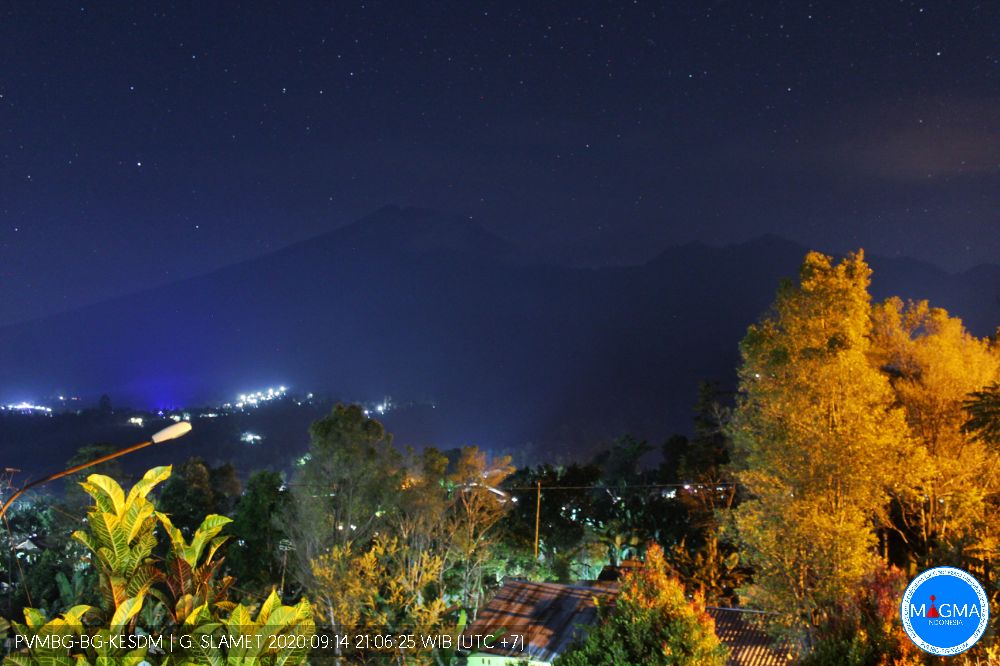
{"left": 461, "top": 578, "right": 616, "bottom": 665}
{"left": 461, "top": 577, "right": 792, "bottom": 666}
{"left": 707, "top": 606, "right": 793, "bottom": 665}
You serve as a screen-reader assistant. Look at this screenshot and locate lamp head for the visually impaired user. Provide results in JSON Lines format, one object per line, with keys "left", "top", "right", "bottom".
{"left": 151, "top": 421, "right": 192, "bottom": 444}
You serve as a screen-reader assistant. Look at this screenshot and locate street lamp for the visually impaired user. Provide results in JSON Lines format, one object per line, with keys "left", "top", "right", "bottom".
{"left": 0, "top": 421, "right": 193, "bottom": 520}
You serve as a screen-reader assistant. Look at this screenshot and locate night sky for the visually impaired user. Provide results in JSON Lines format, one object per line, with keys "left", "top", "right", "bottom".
{"left": 2, "top": 1, "right": 998, "bottom": 326}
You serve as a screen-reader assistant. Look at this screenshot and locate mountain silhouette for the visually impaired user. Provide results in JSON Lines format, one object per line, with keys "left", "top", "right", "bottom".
{"left": 0, "top": 206, "right": 997, "bottom": 462}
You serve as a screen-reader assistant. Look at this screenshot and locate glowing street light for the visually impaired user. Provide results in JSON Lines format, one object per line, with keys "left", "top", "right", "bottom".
{"left": 0, "top": 422, "right": 193, "bottom": 520}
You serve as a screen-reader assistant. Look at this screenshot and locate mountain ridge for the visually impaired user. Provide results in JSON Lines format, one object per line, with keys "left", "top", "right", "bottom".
{"left": 1, "top": 207, "right": 997, "bottom": 459}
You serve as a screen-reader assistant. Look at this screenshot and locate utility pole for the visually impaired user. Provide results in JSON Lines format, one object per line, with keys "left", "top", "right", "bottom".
{"left": 278, "top": 538, "right": 294, "bottom": 600}
{"left": 533, "top": 479, "right": 541, "bottom": 560}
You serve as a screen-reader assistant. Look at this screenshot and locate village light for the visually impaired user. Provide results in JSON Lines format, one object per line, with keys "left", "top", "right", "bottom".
{"left": 0, "top": 422, "right": 193, "bottom": 520}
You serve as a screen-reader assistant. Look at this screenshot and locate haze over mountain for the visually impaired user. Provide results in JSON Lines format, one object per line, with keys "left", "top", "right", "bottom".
{"left": 1, "top": 206, "right": 998, "bottom": 460}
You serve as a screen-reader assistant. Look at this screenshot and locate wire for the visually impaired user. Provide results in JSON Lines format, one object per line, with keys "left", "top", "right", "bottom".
{"left": 281, "top": 481, "right": 737, "bottom": 492}
{"left": 505, "top": 482, "right": 736, "bottom": 491}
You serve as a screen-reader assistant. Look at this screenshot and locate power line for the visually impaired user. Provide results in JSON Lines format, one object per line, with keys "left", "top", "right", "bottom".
{"left": 507, "top": 482, "right": 736, "bottom": 491}
{"left": 281, "top": 481, "right": 737, "bottom": 492}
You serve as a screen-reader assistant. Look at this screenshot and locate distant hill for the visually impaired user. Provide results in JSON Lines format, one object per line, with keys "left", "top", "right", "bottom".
{"left": 1, "top": 206, "right": 997, "bottom": 463}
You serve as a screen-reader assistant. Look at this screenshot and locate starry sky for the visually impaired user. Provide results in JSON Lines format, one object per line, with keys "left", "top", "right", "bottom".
{"left": 1, "top": 1, "right": 998, "bottom": 325}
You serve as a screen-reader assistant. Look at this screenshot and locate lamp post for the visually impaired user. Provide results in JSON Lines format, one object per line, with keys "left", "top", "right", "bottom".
{"left": 0, "top": 421, "right": 193, "bottom": 520}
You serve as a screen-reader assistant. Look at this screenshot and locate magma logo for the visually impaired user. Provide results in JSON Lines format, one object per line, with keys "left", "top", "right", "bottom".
{"left": 900, "top": 567, "right": 989, "bottom": 656}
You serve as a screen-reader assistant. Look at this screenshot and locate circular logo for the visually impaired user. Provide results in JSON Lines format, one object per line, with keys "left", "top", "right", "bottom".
{"left": 900, "top": 567, "right": 989, "bottom": 656}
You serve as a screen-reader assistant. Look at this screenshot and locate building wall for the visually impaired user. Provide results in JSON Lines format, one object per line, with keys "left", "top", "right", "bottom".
{"left": 465, "top": 652, "right": 549, "bottom": 666}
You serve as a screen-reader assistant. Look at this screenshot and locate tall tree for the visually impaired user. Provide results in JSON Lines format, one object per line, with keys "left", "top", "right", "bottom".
{"left": 871, "top": 298, "right": 1000, "bottom": 573}
{"left": 730, "top": 251, "right": 909, "bottom": 647}
{"left": 285, "top": 404, "right": 402, "bottom": 592}
{"left": 395, "top": 447, "right": 451, "bottom": 559}
{"left": 447, "top": 446, "right": 514, "bottom": 612}
{"left": 662, "top": 383, "right": 744, "bottom": 605}
{"left": 227, "top": 470, "right": 289, "bottom": 591}
{"left": 664, "top": 381, "right": 733, "bottom": 483}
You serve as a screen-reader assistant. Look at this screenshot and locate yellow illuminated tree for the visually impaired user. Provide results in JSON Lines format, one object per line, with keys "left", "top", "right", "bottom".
{"left": 870, "top": 298, "right": 1000, "bottom": 572}
{"left": 730, "top": 251, "right": 910, "bottom": 647}
{"left": 311, "top": 536, "right": 446, "bottom": 665}
{"left": 447, "top": 446, "right": 515, "bottom": 613}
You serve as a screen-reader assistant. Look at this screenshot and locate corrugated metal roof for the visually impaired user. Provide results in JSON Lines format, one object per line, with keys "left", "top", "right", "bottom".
{"left": 461, "top": 578, "right": 616, "bottom": 663}
{"left": 707, "top": 607, "right": 794, "bottom": 665}
{"left": 464, "top": 579, "right": 792, "bottom": 666}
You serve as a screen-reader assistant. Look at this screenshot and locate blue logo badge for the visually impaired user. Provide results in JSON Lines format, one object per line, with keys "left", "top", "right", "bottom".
{"left": 900, "top": 567, "right": 989, "bottom": 656}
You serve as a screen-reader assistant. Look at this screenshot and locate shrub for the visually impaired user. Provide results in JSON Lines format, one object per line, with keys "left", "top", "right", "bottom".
{"left": 556, "top": 544, "right": 728, "bottom": 666}
{"left": 3, "top": 467, "right": 314, "bottom": 666}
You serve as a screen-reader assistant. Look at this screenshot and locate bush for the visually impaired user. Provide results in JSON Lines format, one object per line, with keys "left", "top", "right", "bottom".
{"left": 556, "top": 544, "right": 728, "bottom": 666}
{"left": 3, "top": 467, "right": 314, "bottom": 666}
{"left": 800, "top": 561, "right": 924, "bottom": 666}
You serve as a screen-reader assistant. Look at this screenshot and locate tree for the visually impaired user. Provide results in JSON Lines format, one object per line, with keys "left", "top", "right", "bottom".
{"left": 285, "top": 404, "right": 402, "bottom": 592}
{"left": 870, "top": 298, "right": 1000, "bottom": 573}
{"left": 800, "top": 561, "right": 924, "bottom": 666}
{"left": 964, "top": 382, "right": 1000, "bottom": 447}
{"left": 208, "top": 463, "right": 242, "bottom": 515}
{"left": 395, "top": 447, "right": 451, "bottom": 559}
{"left": 62, "top": 443, "right": 127, "bottom": 510}
{"left": 156, "top": 457, "right": 241, "bottom": 536}
{"left": 311, "top": 536, "right": 446, "bottom": 664}
{"left": 393, "top": 446, "right": 467, "bottom": 601}
{"left": 556, "top": 544, "right": 727, "bottom": 666}
{"left": 730, "top": 251, "right": 910, "bottom": 647}
{"left": 0, "top": 444, "right": 130, "bottom": 619}
{"left": 227, "top": 470, "right": 289, "bottom": 591}
{"left": 499, "top": 462, "right": 605, "bottom": 582}
{"left": 2, "top": 496, "right": 94, "bottom": 620}
{"left": 668, "top": 381, "right": 732, "bottom": 483}
{"left": 662, "top": 383, "right": 745, "bottom": 605}
{"left": 302, "top": 449, "right": 451, "bottom": 664}
{"left": 447, "top": 446, "right": 514, "bottom": 612}
{"left": 593, "top": 435, "right": 652, "bottom": 486}
{"left": 592, "top": 436, "right": 667, "bottom": 566}
{"left": 666, "top": 536, "right": 743, "bottom": 607}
